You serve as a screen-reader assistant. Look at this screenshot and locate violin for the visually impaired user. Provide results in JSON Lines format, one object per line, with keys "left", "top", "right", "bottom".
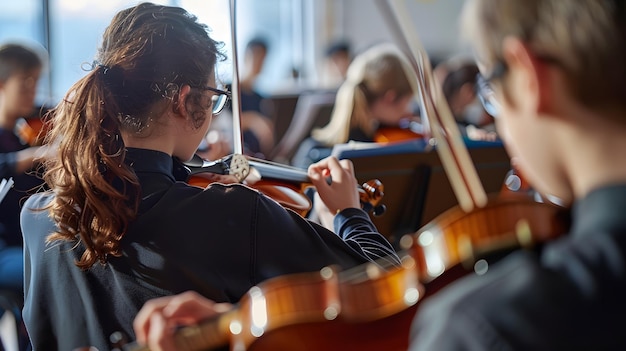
{"left": 14, "top": 105, "right": 53, "bottom": 146}
{"left": 173, "top": 0, "right": 386, "bottom": 219}
{"left": 179, "top": 153, "right": 387, "bottom": 217}
{"left": 118, "top": 194, "right": 569, "bottom": 351}
{"left": 15, "top": 115, "right": 50, "bottom": 146}
{"left": 374, "top": 118, "right": 424, "bottom": 143}
{"left": 120, "top": 253, "right": 423, "bottom": 351}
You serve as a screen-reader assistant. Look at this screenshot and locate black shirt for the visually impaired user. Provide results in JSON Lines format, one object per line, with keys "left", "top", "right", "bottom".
{"left": 21, "top": 148, "right": 399, "bottom": 351}
{"left": 410, "top": 184, "right": 626, "bottom": 350}
{"left": 0, "top": 128, "right": 43, "bottom": 248}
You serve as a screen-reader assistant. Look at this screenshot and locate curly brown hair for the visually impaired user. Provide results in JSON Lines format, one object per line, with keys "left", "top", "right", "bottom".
{"left": 41, "top": 2, "right": 224, "bottom": 269}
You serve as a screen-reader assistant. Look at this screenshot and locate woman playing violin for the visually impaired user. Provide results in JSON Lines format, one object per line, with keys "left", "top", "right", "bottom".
{"left": 291, "top": 43, "right": 421, "bottom": 169}
{"left": 410, "top": 0, "right": 626, "bottom": 349}
{"left": 19, "top": 3, "right": 399, "bottom": 351}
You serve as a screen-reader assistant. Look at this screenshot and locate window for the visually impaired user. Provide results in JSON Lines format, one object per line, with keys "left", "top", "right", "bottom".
{"left": 183, "top": 0, "right": 303, "bottom": 94}
{"left": 48, "top": 0, "right": 175, "bottom": 103}
{"left": 1, "top": 0, "right": 317, "bottom": 105}
{"left": 0, "top": 0, "right": 50, "bottom": 106}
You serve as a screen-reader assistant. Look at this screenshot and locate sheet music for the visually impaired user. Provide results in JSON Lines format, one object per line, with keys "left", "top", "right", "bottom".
{"left": 0, "top": 177, "right": 14, "bottom": 204}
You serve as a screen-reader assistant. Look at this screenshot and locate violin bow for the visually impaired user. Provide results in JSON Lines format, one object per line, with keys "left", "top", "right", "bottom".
{"left": 228, "top": 0, "right": 244, "bottom": 156}
{"left": 377, "top": 0, "right": 487, "bottom": 212}
{"left": 219, "top": 0, "right": 250, "bottom": 183}
{"left": 181, "top": 0, "right": 250, "bottom": 183}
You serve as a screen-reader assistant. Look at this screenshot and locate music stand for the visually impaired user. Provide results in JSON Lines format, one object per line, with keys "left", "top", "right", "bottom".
{"left": 331, "top": 139, "right": 511, "bottom": 248}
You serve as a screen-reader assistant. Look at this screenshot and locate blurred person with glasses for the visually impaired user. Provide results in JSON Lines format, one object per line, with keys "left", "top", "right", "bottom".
{"left": 475, "top": 62, "right": 505, "bottom": 119}
{"left": 409, "top": 0, "right": 626, "bottom": 350}
{"left": 214, "top": 37, "right": 275, "bottom": 160}
{"left": 437, "top": 59, "right": 498, "bottom": 141}
{"left": 18, "top": 3, "right": 399, "bottom": 351}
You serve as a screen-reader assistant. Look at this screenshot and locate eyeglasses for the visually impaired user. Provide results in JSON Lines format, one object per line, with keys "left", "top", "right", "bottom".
{"left": 192, "top": 86, "right": 231, "bottom": 115}
{"left": 475, "top": 61, "right": 507, "bottom": 118}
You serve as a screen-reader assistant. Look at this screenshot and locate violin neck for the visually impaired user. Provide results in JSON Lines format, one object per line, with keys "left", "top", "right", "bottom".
{"left": 248, "top": 158, "right": 310, "bottom": 184}
{"left": 180, "top": 156, "right": 231, "bottom": 178}
{"left": 172, "top": 310, "right": 235, "bottom": 351}
{"left": 122, "top": 310, "right": 235, "bottom": 351}
{"left": 182, "top": 154, "right": 310, "bottom": 185}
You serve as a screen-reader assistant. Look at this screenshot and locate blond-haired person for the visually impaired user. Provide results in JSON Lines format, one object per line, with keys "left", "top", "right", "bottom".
{"left": 292, "top": 43, "right": 418, "bottom": 169}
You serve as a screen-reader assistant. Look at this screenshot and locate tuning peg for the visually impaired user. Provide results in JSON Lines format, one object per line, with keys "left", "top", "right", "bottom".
{"left": 373, "top": 204, "right": 386, "bottom": 217}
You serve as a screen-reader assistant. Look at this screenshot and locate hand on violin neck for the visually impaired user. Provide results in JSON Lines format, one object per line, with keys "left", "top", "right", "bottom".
{"left": 133, "top": 291, "right": 232, "bottom": 351}
{"left": 308, "top": 156, "right": 360, "bottom": 222}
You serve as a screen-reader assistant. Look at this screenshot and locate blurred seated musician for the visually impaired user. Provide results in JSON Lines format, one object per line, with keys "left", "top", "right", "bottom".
{"left": 0, "top": 41, "right": 52, "bottom": 351}
{"left": 222, "top": 37, "right": 275, "bottom": 159}
{"left": 238, "top": 37, "right": 268, "bottom": 114}
{"left": 292, "top": 43, "right": 420, "bottom": 169}
{"left": 439, "top": 59, "right": 498, "bottom": 141}
{"left": 320, "top": 39, "right": 352, "bottom": 89}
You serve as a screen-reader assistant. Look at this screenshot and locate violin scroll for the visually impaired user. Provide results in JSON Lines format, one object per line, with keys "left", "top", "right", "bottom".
{"left": 358, "top": 179, "right": 386, "bottom": 216}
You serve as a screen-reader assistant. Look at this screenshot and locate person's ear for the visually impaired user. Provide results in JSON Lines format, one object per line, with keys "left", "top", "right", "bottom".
{"left": 173, "top": 84, "right": 192, "bottom": 117}
{"left": 501, "top": 37, "right": 553, "bottom": 115}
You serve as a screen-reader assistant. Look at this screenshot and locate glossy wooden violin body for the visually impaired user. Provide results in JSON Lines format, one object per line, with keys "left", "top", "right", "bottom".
{"left": 409, "top": 194, "right": 569, "bottom": 291}
{"left": 122, "top": 250, "right": 424, "bottom": 351}
{"left": 121, "top": 191, "right": 568, "bottom": 351}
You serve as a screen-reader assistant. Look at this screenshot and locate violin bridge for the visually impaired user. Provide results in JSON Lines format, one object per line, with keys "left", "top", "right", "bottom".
{"left": 228, "top": 154, "right": 251, "bottom": 183}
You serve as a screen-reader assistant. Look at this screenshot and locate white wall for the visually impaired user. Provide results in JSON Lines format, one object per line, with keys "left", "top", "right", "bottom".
{"left": 320, "top": 0, "right": 470, "bottom": 64}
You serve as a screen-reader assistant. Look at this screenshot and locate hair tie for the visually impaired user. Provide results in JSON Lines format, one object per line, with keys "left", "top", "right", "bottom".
{"left": 97, "top": 63, "right": 111, "bottom": 75}
{"left": 94, "top": 62, "right": 124, "bottom": 90}
{"left": 83, "top": 60, "right": 110, "bottom": 73}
